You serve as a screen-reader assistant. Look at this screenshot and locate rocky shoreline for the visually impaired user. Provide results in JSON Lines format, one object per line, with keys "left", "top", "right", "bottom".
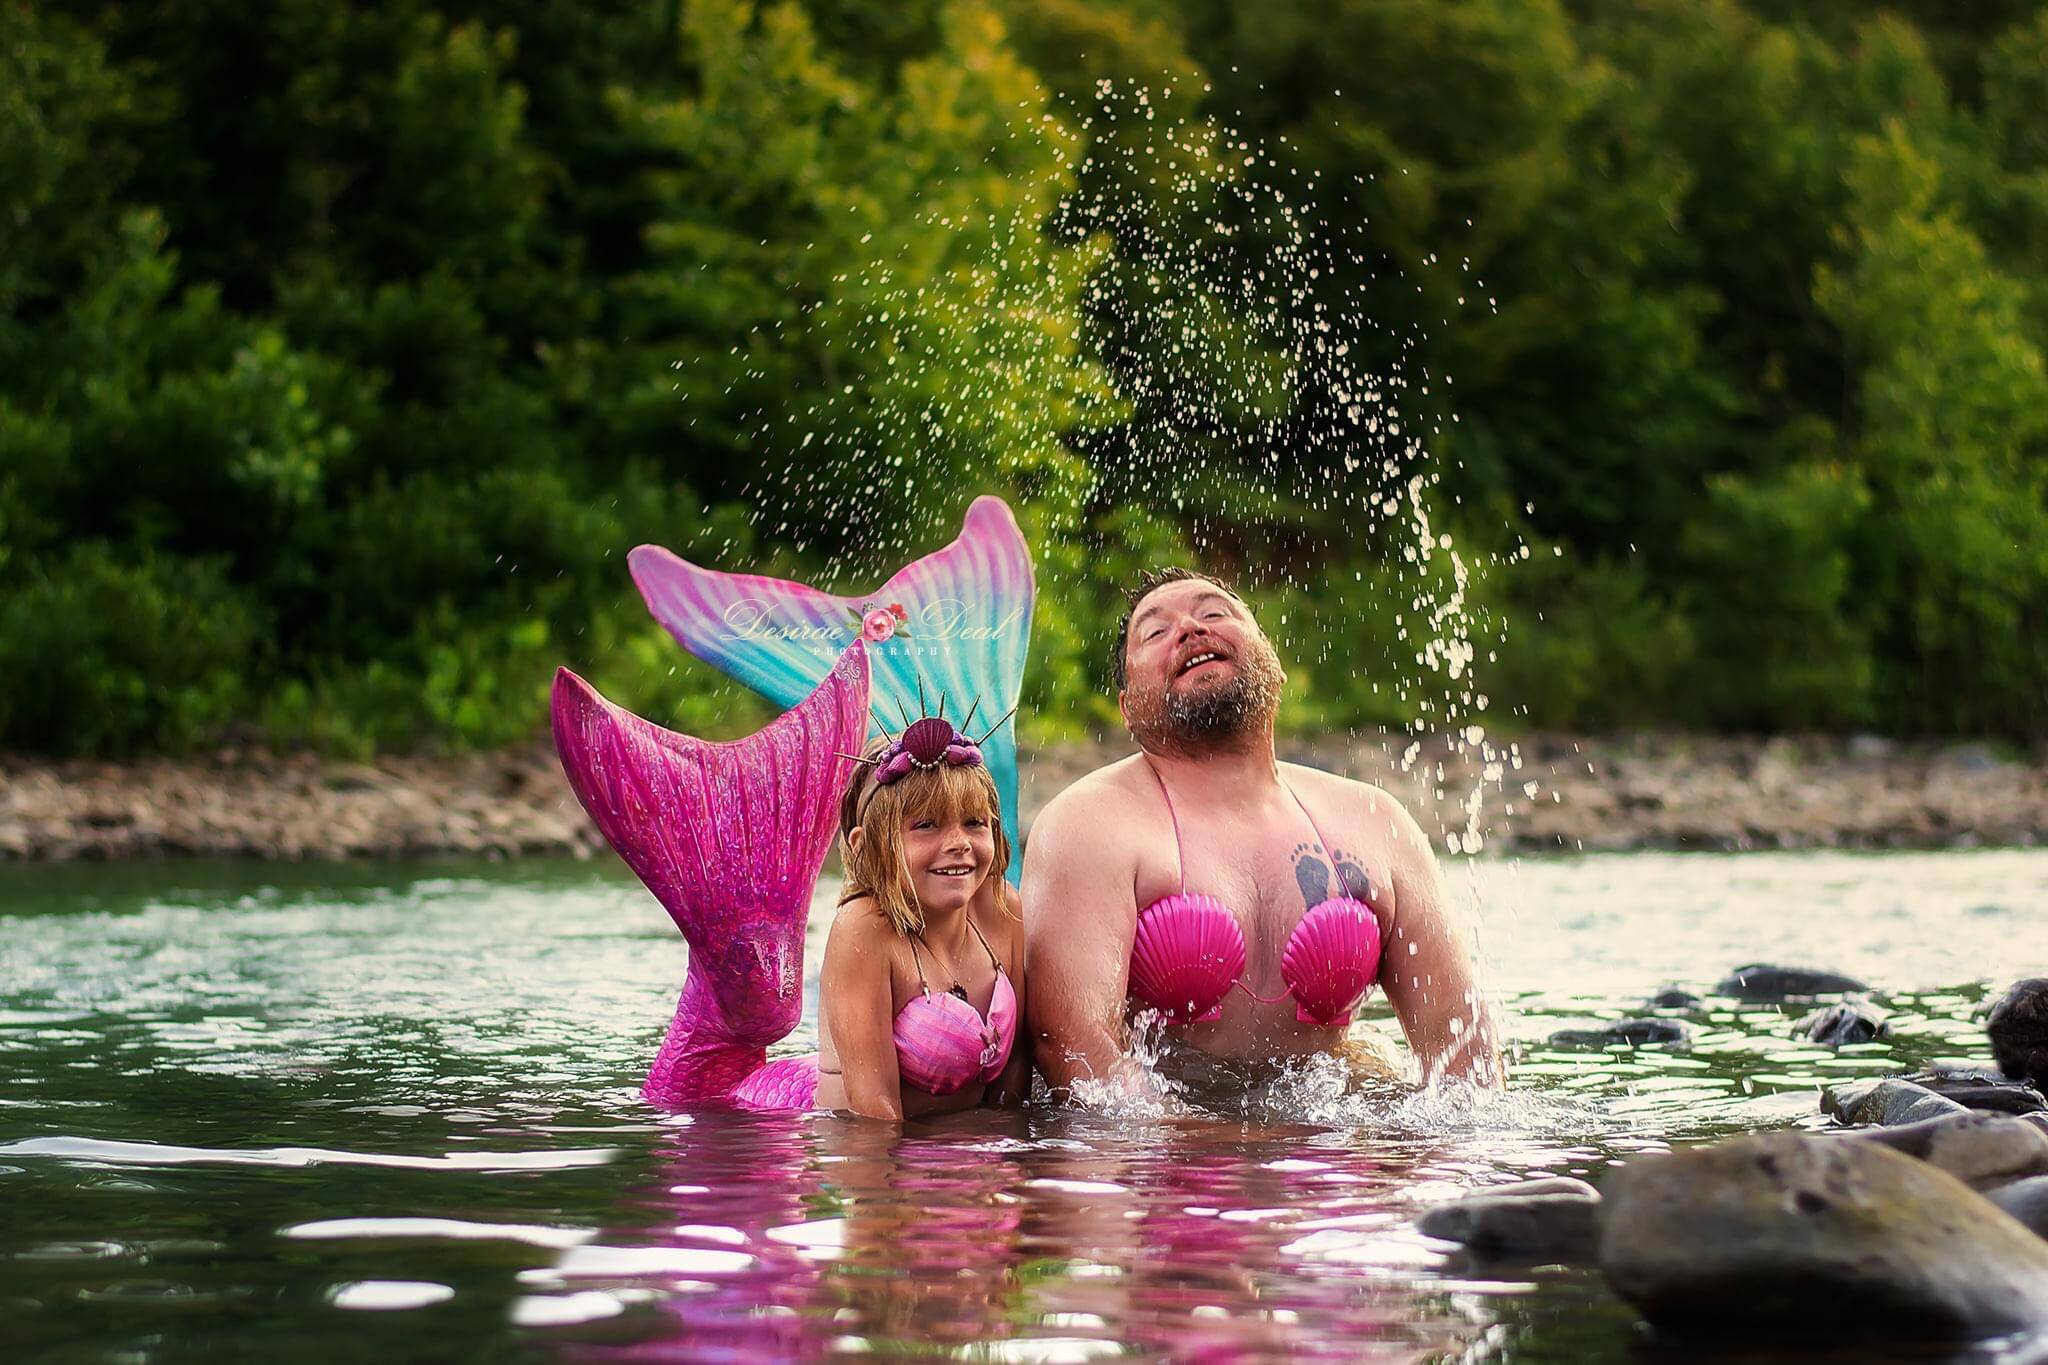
{"left": 1419, "top": 976, "right": 2048, "bottom": 1347}
{"left": 0, "top": 731, "right": 2043, "bottom": 863}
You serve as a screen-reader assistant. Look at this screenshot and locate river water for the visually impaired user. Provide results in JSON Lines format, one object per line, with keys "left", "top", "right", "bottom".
{"left": 2, "top": 850, "right": 2045, "bottom": 1362}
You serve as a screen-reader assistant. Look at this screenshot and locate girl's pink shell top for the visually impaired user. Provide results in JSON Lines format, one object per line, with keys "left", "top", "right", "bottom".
{"left": 890, "top": 918, "right": 1018, "bottom": 1095}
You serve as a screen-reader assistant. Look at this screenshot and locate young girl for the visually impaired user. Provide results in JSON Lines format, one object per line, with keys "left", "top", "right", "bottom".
{"left": 553, "top": 639, "right": 1027, "bottom": 1116}
{"left": 816, "top": 723, "right": 1029, "bottom": 1119}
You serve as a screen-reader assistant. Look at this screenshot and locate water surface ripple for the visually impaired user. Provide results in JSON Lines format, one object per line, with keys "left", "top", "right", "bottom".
{"left": 2, "top": 851, "right": 2044, "bottom": 1361}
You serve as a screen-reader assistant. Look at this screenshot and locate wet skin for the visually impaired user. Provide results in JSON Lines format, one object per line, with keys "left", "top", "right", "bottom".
{"left": 816, "top": 810, "right": 1030, "bottom": 1120}
{"left": 1293, "top": 842, "right": 1374, "bottom": 906}
{"left": 1023, "top": 577, "right": 1501, "bottom": 1091}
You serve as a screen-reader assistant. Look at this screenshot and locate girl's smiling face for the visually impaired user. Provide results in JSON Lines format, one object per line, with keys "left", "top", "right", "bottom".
{"left": 838, "top": 746, "right": 1010, "bottom": 936}
{"left": 901, "top": 806, "right": 996, "bottom": 916}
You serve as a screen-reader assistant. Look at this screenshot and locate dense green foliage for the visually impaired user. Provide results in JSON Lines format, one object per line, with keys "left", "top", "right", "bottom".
{"left": 3, "top": 0, "right": 2045, "bottom": 754}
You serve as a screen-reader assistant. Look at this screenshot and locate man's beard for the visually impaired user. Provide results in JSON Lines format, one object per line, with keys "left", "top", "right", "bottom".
{"left": 1126, "top": 648, "right": 1284, "bottom": 757}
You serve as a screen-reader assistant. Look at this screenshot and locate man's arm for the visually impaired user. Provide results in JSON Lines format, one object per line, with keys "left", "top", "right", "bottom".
{"left": 1022, "top": 787, "right": 1141, "bottom": 1096}
{"left": 1370, "top": 792, "right": 1504, "bottom": 1087}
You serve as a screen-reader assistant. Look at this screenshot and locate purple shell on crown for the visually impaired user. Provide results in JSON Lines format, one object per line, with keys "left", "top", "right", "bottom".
{"left": 1129, "top": 893, "right": 1246, "bottom": 1024}
{"left": 902, "top": 716, "right": 956, "bottom": 765}
{"left": 1282, "top": 896, "right": 1381, "bottom": 1028}
{"left": 875, "top": 749, "right": 917, "bottom": 785}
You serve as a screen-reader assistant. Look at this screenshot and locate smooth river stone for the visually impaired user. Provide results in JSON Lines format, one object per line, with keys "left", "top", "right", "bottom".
{"left": 1548, "top": 1018, "right": 1694, "bottom": 1049}
{"left": 1716, "top": 964, "right": 1869, "bottom": 1001}
{"left": 1823, "top": 1079, "right": 1968, "bottom": 1128}
{"left": 1989, "top": 1176, "right": 2048, "bottom": 1238}
{"left": 1989, "top": 979, "right": 2048, "bottom": 1090}
{"left": 1903, "top": 1067, "right": 2048, "bottom": 1116}
{"left": 1599, "top": 1132, "right": 2048, "bottom": 1339}
{"left": 1839, "top": 1113, "right": 2048, "bottom": 1187}
{"left": 1794, "top": 999, "right": 1890, "bottom": 1046}
{"left": 1418, "top": 1188, "right": 1601, "bottom": 1260}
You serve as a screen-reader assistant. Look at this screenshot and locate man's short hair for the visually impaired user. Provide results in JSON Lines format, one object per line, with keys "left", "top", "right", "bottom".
{"left": 1111, "top": 567, "right": 1244, "bottom": 691}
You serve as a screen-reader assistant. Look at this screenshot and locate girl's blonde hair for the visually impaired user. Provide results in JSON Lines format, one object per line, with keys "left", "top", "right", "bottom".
{"left": 837, "top": 737, "right": 1011, "bottom": 935}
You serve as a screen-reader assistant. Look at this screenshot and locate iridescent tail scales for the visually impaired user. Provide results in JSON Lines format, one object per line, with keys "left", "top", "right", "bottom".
{"left": 628, "top": 496, "right": 1035, "bottom": 879}
{"left": 550, "top": 643, "right": 869, "bottom": 1109}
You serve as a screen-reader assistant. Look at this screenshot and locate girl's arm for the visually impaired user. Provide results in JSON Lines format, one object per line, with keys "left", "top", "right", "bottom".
{"left": 989, "top": 887, "right": 1032, "bottom": 1106}
{"left": 820, "top": 913, "right": 907, "bottom": 1120}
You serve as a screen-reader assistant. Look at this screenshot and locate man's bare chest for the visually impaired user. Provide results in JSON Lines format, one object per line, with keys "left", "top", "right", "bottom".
{"left": 1144, "top": 812, "right": 1377, "bottom": 965}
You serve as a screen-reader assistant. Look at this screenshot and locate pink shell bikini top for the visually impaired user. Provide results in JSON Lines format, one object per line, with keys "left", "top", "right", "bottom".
{"left": 1128, "top": 760, "right": 1384, "bottom": 1029}
{"left": 892, "top": 917, "right": 1018, "bottom": 1095}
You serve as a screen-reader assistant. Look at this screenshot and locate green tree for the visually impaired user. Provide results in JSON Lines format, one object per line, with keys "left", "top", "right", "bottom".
{"left": 1816, "top": 119, "right": 2048, "bottom": 733}
{"left": 1679, "top": 452, "right": 1875, "bottom": 729}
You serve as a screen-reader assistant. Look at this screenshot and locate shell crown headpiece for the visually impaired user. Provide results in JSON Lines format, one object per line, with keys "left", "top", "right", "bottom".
{"left": 848, "top": 680, "right": 1017, "bottom": 789}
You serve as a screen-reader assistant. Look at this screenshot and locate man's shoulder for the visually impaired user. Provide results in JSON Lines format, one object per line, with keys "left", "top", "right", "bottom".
{"left": 1281, "top": 761, "right": 1417, "bottom": 826}
{"left": 1027, "top": 753, "right": 1150, "bottom": 854}
{"left": 1036, "top": 752, "right": 1150, "bottom": 821}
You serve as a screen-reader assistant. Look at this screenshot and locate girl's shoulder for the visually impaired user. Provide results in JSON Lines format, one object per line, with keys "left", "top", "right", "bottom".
{"left": 826, "top": 895, "right": 908, "bottom": 958}
{"left": 983, "top": 881, "right": 1025, "bottom": 970}
{"left": 994, "top": 878, "right": 1023, "bottom": 921}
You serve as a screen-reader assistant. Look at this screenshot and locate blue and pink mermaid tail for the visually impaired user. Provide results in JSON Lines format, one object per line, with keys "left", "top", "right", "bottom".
{"left": 550, "top": 642, "right": 870, "bottom": 1110}
{"left": 627, "top": 496, "right": 1034, "bottom": 879}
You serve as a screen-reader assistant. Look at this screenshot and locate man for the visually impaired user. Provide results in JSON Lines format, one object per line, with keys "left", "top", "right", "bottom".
{"left": 1023, "top": 568, "right": 1501, "bottom": 1095}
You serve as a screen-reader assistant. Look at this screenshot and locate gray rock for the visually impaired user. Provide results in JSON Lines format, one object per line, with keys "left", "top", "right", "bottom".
{"left": 1990, "top": 979, "right": 2048, "bottom": 1090}
{"left": 1988, "top": 1176, "right": 2048, "bottom": 1238}
{"left": 1939, "top": 741, "right": 2011, "bottom": 772}
{"left": 1599, "top": 1131, "right": 2048, "bottom": 1339}
{"left": 1795, "top": 999, "right": 1891, "bottom": 1046}
{"left": 1549, "top": 1018, "right": 1695, "bottom": 1049}
{"left": 1476, "top": 1175, "right": 1600, "bottom": 1200}
{"left": 1905, "top": 1066, "right": 2048, "bottom": 1116}
{"left": 1841, "top": 1113, "right": 2048, "bottom": 1187}
{"left": 1717, "top": 963, "right": 1869, "bottom": 1001}
{"left": 1646, "top": 988, "right": 1703, "bottom": 1011}
{"left": 1823, "top": 1078, "right": 1968, "bottom": 1128}
{"left": 1419, "top": 1190, "right": 1601, "bottom": 1260}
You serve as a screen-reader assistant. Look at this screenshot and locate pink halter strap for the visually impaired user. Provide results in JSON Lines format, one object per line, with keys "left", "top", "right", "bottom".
{"left": 907, "top": 915, "right": 1003, "bottom": 993}
{"left": 1146, "top": 756, "right": 1193, "bottom": 895}
{"left": 1141, "top": 758, "right": 1309, "bottom": 1008}
{"left": 1142, "top": 757, "right": 1342, "bottom": 891}
{"left": 1284, "top": 781, "right": 1345, "bottom": 877}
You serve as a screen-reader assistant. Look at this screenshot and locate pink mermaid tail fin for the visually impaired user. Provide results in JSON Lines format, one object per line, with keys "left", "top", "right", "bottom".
{"left": 551, "top": 642, "right": 869, "bottom": 1108}
{"left": 729, "top": 1055, "right": 822, "bottom": 1111}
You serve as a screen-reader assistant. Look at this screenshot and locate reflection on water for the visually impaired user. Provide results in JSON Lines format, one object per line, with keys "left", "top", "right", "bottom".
{"left": 0, "top": 851, "right": 2044, "bottom": 1361}
{"left": 582, "top": 1111, "right": 1535, "bottom": 1360}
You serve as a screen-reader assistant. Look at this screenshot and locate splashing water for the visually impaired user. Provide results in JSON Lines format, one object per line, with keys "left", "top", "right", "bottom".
{"left": 689, "top": 77, "right": 1508, "bottom": 742}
